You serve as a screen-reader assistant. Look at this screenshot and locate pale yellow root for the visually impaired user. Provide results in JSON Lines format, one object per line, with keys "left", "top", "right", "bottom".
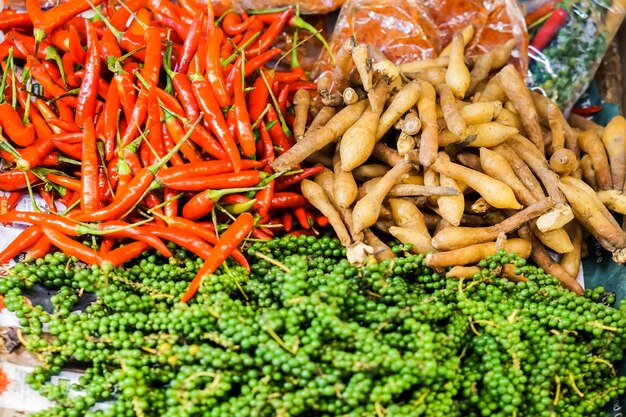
{"left": 580, "top": 154, "right": 598, "bottom": 190}
{"left": 352, "top": 159, "right": 413, "bottom": 234}
{"left": 495, "top": 107, "right": 524, "bottom": 132}
{"left": 439, "top": 123, "right": 518, "bottom": 147}
{"left": 446, "top": 265, "right": 481, "bottom": 279}
{"left": 425, "top": 238, "right": 532, "bottom": 268}
{"left": 468, "top": 39, "right": 516, "bottom": 94}
{"left": 308, "top": 106, "right": 337, "bottom": 132}
{"left": 352, "top": 164, "right": 390, "bottom": 182}
{"left": 497, "top": 65, "right": 544, "bottom": 153}
{"left": 431, "top": 198, "right": 553, "bottom": 250}
{"left": 271, "top": 100, "right": 368, "bottom": 172}
{"left": 531, "top": 224, "right": 574, "bottom": 254}
{"left": 430, "top": 152, "right": 522, "bottom": 209}
{"left": 375, "top": 81, "right": 421, "bottom": 141}
{"left": 445, "top": 32, "right": 471, "bottom": 98}
{"left": 560, "top": 222, "right": 583, "bottom": 278}
{"left": 549, "top": 148, "right": 579, "bottom": 176}
{"left": 333, "top": 36, "right": 356, "bottom": 93}
{"left": 460, "top": 101, "right": 502, "bottom": 125}
{"left": 293, "top": 89, "right": 311, "bottom": 140}
{"left": 363, "top": 229, "right": 395, "bottom": 261}
{"left": 478, "top": 77, "right": 507, "bottom": 103}
{"left": 388, "top": 226, "right": 434, "bottom": 254}
{"left": 439, "top": 84, "right": 466, "bottom": 136}
{"left": 301, "top": 179, "right": 351, "bottom": 246}
{"left": 333, "top": 151, "right": 358, "bottom": 209}
{"left": 532, "top": 91, "right": 577, "bottom": 156}
{"left": 577, "top": 130, "right": 612, "bottom": 190}
{"left": 440, "top": 25, "right": 474, "bottom": 56}
{"left": 597, "top": 189, "right": 626, "bottom": 215}
{"left": 558, "top": 178, "right": 626, "bottom": 263}
{"left": 352, "top": 45, "right": 372, "bottom": 92}
{"left": 480, "top": 147, "right": 538, "bottom": 206}
{"left": 518, "top": 226, "right": 583, "bottom": 295}
{"left": 456, "top": 152, "right": 482, "bottom": 172}
{"left": 417, "top": 81, "right": 439, "bottom": 167}
{"left": 601, "top": 115, "right": 626, "bottom": 191}
{"left": 340, "top": 81, "right": 389, "bottom": 171}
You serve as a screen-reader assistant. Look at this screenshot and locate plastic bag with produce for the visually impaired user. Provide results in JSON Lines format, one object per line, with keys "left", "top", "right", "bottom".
{"left": 314, "top": 0, "right": 528, "bottom": 87}
{"left": 521, "top": 0, "right": 626, "bottom": 112}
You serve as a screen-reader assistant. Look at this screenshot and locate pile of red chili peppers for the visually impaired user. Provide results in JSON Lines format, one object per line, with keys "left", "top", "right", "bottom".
{"left": 0, "top": 0, "right": 326, "bottom": 301}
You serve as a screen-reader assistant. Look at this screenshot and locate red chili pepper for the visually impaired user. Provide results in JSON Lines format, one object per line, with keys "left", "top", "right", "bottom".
{"left": 171, "top": 217, "right": 250, "bottom": 270}
{"left": 190, "top": 75, "right": 241, "bottom": 171}
{"left": 146, "top": 88, "right": 166, "bottom": 161}
{"left": 271, "top": 192, "right": 309, "bottom": 209}
{"left": 27, "top": 57, "right": 77, "bottom": 107}
{"left": 114, "top": 71, "right": 137, "bottom": 121}
{"left": 286, "top": 81, "right": 317, "bottom": 92}
{"left": 172, "top": 73, "right": 200, "bottom": 120}
{"left": 0, "top": 225, "right": 43, "bottom": 264}
{"left": 0, "top": 13, "right": 33, "bottom": 31}
{"left": 120, "top": 93, "right": 148, "bottom": 147}
{"left": 101, "top": 241, "right": 148, "bottom": 267}
{"left": 163, "top": 170, "right": 265, "bottom": 191}
{"left": 18, "top": 136, "right": 56, "bottom": 171}
{"left": 272, "top": 71, "right": 302, "bottom": 83}
{"left": 293, "top": 207, "right": 311, "bottom": 229}
{"left": 24, "top": 236, "right": 52, "bottom": 261}
{"left": 205, "top": 28, "right": 229, "bottom": 108}
{"left": 253, "top": 175, "right": 274, "bottom": 217}
{"left": 42, "top": 226, "right": 102, "bottom": 264}
{"left": 222, "top": 13, "right": 257, "bottom": 36}
{"left": 53, "top": 140, "right": 83, "bottom": 160}
{"left": 75, "top": 23, "right": 100, "bottom": 126}
{"left": 280, "top": 212, "right": 293, "bottom": 232}
{"left": 248, "top": 70, "right": 272, "bottom": 121}
{"left": 245, "top": 9, "right": 292, "bottom": 57}
{"left": 67, "top": 24, "right": 86, "bottom": 65}
{"left": 233, "top": 69, "right": 257, "bottom": 158}
{"left": 175, "top": 11, "right": 203, "bottom": 74}
{"left": 75, "top": 117, "right": 200, "bottom": 222}
{"left": 266, "top": 106, "right": 293, "bottom": 155}
{"left": 2, "top": 192, "right": 23, "bottom": 213}
{"left": 163, "top": 188, "right": 179, "bottom": 218}
{"left": 142, "top": 27, "right": 163, "bottom": 87}
{"left": 572, "top": 106, "right": 603, "bottom": 117}
{"left": 143, "top": 225, "right": 214, "bottom": 259}
{"left": 226, "top": 106, "right": 237, "bottom": 140}
{"left": 158, "top": 159, "right": 265, "bottom": 183}
{"left": 277, "top": 83, "right": 289, "bottom": 118}
{"left": 275, "top": 166, "right": 324, "bottom": 191}
{"left": 153, "top": 10, "right": 188, "bottom": 41}
{"left": 0, "top": 171, "right": 39, "bottom": 191}
{"left": 181, "top": 212, "right": 254, "bottom": 302}
{"left": 162, "top": 109, "right": 203, "bottom": 162}
{"left": 46, "top": 173, "right": 81, "bottom": 191}
{"left": 525, "top": 0, "right": 558, "bottom": 26}
{"left": 161, "top": 124, "right": 185, "bottom": 166}
{"left": 0, "top": 103, "right": 35, "bottom": 147}
{"left": 154, "top": 87, "right": 186, "bottom": 119}
{"left": 259, "top": 122, "right": 275, "bottom": 163}
{"left": 531, "top": 8, "right": 568, "bottom": 51}
{"left": 80, "top": 117, "right": 100, "bottom": 212}
{"left": 181, "top": 186, "right": 260, "bottom": 220}
{"left": 37, "top": 0, "right": 107, "bottom": 35}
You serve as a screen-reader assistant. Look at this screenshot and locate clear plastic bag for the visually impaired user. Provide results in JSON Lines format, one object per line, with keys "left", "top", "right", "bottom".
{"left": 522, "top": 0, "right": 626, "bottom": 113}
{"left": 232, "top": 0, "right": 344, "bottom": 14}
{"left": 314, "top": 0, "right": 528, "bottom": 84}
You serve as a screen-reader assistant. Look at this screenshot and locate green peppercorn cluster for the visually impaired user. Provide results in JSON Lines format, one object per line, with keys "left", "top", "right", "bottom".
{"left": 2, "top": 235, "right": 626, "bottom": 417}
